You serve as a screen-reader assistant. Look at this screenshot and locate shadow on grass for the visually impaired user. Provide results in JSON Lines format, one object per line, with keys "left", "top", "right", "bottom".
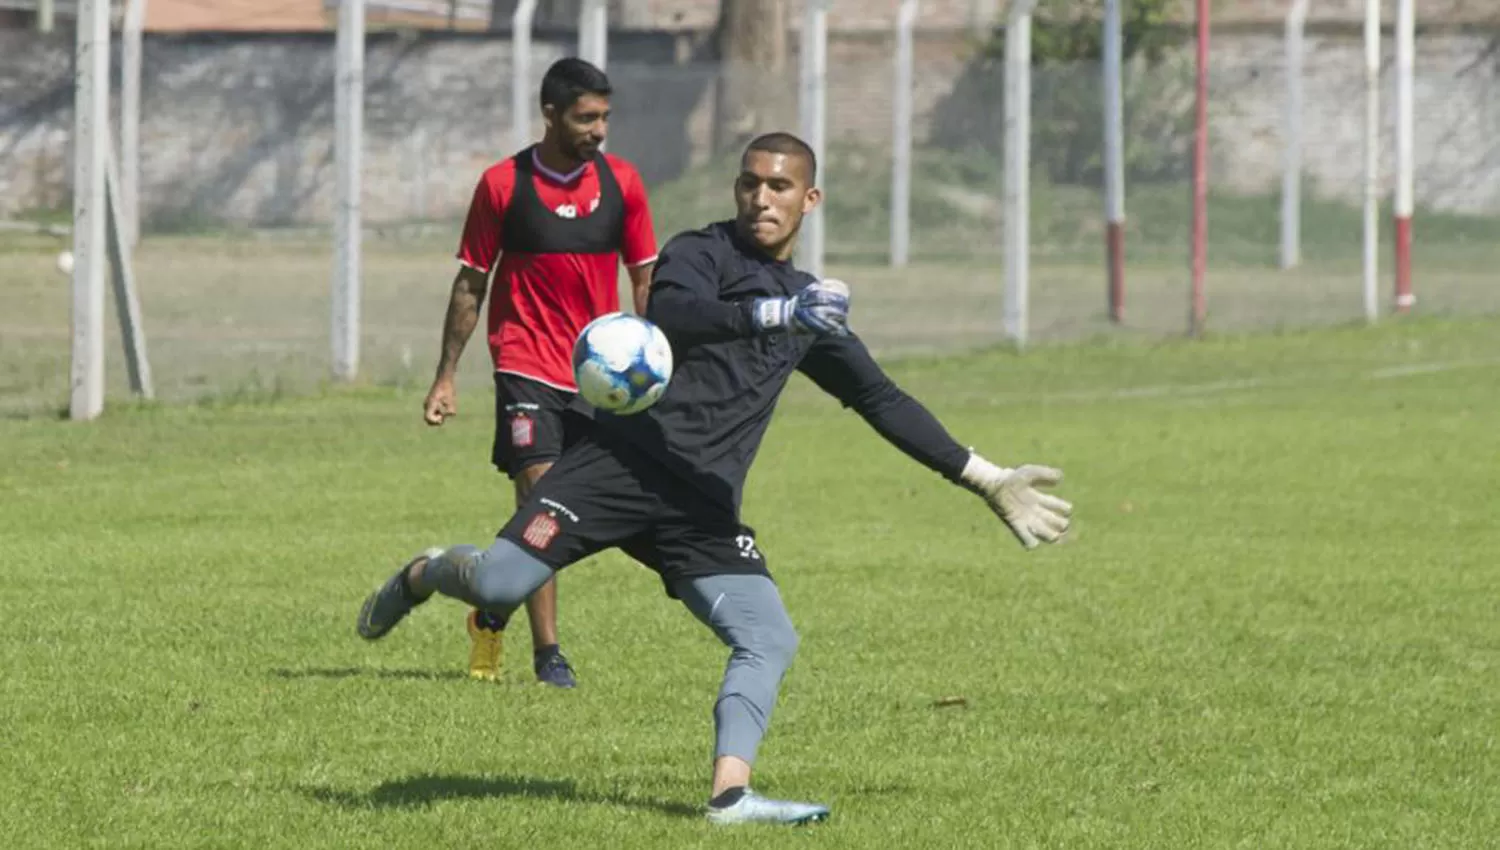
{"left": 269, "top": 666, "right": 466, "bottom": 682}
{"left": 1, "top": 410, "right": 61, "bottom": 422}
{"left": 306, "top": 773, "right": 700, "bottom": 818}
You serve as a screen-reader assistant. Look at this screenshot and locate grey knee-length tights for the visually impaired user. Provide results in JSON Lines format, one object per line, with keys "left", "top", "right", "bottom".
{"left": 421, "top": 538, "right": 798, "bottom": 763}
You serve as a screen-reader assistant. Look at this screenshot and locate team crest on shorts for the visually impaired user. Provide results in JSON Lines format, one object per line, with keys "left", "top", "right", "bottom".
{"left": 510, "top": 413, "right": 535, "bottom": 448}
{"left": 522, "top": 512, "right": 561, "bottom": 550}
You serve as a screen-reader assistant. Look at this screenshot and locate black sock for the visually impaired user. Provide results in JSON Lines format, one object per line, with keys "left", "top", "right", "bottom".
{"left": 474, "top": 610, "right": 507, "bottom": 631}
{"left": 533, "top": 643, "right": 561, "bottom": 659}
{"left": 709, "top": 786, "right": 747, "bottom": 809}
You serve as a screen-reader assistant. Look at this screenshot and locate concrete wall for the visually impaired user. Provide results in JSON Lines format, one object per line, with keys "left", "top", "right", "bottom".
{"left": 2, "top": 25, "right": 1497, "bottom": 229}
{"left": 1208, "top": 31, "right": 1500, "bottom": 214}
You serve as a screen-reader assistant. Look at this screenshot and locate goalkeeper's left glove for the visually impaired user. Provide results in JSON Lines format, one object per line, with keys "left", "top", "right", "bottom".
{"left": 751, "top": 279, "right": 851, "bottom": 337}
{"left": 960, "top": 454, "right": 1073, "bottom": 550}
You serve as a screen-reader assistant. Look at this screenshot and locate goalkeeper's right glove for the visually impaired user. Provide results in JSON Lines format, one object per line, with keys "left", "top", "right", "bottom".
{"left": 960, "top": 454, "right": 1073, "bottom": 550}
{"left": 752, "top": 279, "right": 851, "bottom": 337}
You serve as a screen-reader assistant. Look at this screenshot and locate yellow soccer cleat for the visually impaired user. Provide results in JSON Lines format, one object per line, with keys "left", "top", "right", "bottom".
{"left": 466, "top": 610, "right": 504, "bottom": 681}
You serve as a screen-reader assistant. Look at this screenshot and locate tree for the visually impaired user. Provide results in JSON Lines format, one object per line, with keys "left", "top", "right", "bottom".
{"left": 713, "top": 0, "right": 790, "bottom": 151}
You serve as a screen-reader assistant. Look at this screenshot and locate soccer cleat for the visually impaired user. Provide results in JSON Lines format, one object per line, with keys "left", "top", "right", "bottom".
{"left": 467, "top": 611, "right": 504, "bottom": 681}
{"left": 356, "top": 548, "right": 443, "bottom": 640}
{"left": 705, "top": 789, "right": 829, "bottom": 826}
{"left": 534, "top": 650, "right": 578, "bottom": 689}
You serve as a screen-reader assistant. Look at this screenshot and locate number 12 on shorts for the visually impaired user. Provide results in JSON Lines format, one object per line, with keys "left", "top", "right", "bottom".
{"left": 735, "top": 534, "right": 761, "bottom": 560}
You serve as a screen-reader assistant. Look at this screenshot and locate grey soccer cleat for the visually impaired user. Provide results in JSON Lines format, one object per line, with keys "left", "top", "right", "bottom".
{"left": 356, "top": 548, "right": 444, "bottom": 640}
{"left": 705, "top": 788, "right": 830, "bottom": 826}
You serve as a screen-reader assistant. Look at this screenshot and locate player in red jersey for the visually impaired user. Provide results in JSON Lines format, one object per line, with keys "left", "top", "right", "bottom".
{"left": 418, "top": 58, "right": 658, "bottom": 688}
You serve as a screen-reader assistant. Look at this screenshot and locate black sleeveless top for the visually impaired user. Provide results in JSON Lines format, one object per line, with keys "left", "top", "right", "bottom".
{"left": 501, "top": 147, "right": 625, "bottom": 256}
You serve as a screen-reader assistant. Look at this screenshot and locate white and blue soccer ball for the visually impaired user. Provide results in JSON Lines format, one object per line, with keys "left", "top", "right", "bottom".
{"left": 572, "top": 312, "right": 674, "bottom": 415}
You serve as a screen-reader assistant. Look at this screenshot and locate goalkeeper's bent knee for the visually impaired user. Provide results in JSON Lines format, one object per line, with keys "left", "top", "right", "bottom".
{"left": 420, "top": 539, "right": 553, "bottom": 616}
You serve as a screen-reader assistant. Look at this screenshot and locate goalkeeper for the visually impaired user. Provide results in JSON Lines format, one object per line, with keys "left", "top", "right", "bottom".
{"left": 356, "top": 132, "right": 1072, "bottom": 826}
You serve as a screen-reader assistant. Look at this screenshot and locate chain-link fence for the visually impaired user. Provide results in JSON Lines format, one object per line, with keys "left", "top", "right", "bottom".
{"left": 809, "top": 31, "right": 1500, "bottom": 349}
{"left": 3, "top": 26, "right": 1499, "bottom": 417}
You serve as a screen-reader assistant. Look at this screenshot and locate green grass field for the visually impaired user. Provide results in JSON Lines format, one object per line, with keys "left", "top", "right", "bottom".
{"left": 4, "top": 316, "right": 1498, "bottom": 848}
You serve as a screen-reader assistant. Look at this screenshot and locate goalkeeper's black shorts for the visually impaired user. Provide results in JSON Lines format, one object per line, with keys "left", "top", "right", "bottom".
{"left": 497, "top": 431, "right": 772, "bottom": 597}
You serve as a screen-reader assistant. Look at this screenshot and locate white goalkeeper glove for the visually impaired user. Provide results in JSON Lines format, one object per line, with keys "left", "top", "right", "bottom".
{"left": 752, "top": 279, "right": 851, "bottom": 337}
{"left": 960, "top": 453, "right": 1073, "bottom": 550}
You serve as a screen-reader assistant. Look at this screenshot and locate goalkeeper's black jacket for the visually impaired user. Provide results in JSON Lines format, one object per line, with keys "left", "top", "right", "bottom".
{"left": 594, "top": 220, "right": 971, "bottom": 515}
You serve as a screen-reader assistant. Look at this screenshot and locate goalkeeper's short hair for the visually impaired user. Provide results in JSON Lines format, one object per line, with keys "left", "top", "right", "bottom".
{"left": 743, "top": 132, "right": 817, "bottom": 184}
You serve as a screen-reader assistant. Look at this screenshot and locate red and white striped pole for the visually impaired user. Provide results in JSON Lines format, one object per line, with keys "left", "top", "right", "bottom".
{"left": 1103, "top": 0, "right": 1126, "bottom": 323}
{"left": 1361, "top": 0, "right": 1380, "bottom": 322}
{"left": 1189, "top": 0, "right": 1209, "bottom": 337}
{"left": 1393, "top": 0, "right": 1415, "bottom": 312}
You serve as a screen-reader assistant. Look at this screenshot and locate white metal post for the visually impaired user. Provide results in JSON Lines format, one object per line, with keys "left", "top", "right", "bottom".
{"left": 1362, "top": 0, "right": 1380, "bottom": 323}
{"left": 1393, "top": 0, "right": 1415, "bottom": 310}
{"left": 578, "top": 0, "right": 607, "bottom": 151}
{"left": 797, "top": 0, "right": 829, "bottom": 278}
{"left": 579, "top": 0, "right": 607, "bottom": 69}
{"left": 38, "top": 0, "right": 54, "bottom": 32}
{"left": 890, "top": 0, "right": 918, "bottom": 268}
{"left": 71, "top": 0, "right": 109, "bottom": 420}
{"left": 121, "top": 0, "right": 147, "bottom": 249}
{"left": 1003, "top": 0, "right": 1037, "bottom": 347}
{"left": 1102, "top": 0, "right": 1125, "bottom": 322}
{"left": 511, "top": 0, "right": 538, "bottom": 153}
{"left": 1281, "top": 0, "right": 1308, "bottom": 270}
{"left": 333, "top": 0, "right": 365, "bottom": 381}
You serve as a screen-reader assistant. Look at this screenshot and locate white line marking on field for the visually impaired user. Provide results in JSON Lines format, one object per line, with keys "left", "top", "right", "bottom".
{"left": 1014, "top": 358, "right": 1500, "bottom": 406}
{"left": 1051, "top": 377, "right": 1275, "bottom": 402}
{"left": 1367, "top": 359, "right": 1497, "bottom": 380}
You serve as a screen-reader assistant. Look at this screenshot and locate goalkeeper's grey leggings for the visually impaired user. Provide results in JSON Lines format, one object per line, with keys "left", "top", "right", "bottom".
{"left": 422, "top": 538, "right": 799, "bottom": 765}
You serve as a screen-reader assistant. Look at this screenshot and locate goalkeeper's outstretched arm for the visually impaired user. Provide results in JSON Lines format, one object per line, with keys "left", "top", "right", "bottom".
{"left": 797, "top": 335, "right": 1072, "bottom": 549}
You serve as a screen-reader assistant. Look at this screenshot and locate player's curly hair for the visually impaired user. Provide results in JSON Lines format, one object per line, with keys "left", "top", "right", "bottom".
{"left": 540, "top": 58, "right": 612, "bottom": 112}
{"left": 743, "top": 132, "right": 817, "bottom": 184}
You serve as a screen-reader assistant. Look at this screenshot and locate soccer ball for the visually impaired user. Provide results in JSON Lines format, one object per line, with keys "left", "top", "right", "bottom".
{"left": 572, "top": 312, "right": 673, "bottom": 415}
